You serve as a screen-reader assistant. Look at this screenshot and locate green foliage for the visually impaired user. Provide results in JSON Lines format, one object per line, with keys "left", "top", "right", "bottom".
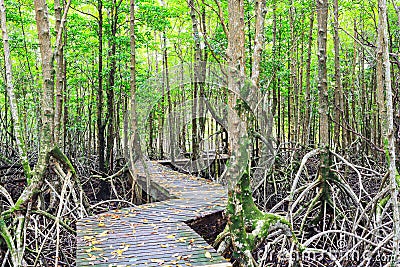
{"left": 136, "top": 1, "right": 171, "bottom": 31}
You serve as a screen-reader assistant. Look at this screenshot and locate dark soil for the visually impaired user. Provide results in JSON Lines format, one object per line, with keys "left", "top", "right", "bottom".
{"left": 186, "top": 211, "right": 227, "bottom": 245}
{"left": 186, "top": 211, "right": 240, "bottom": 265}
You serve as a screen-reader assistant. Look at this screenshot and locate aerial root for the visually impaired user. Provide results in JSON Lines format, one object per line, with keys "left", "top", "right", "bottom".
{"left": 214, "top": 213, "right": 296, "bottom": 266}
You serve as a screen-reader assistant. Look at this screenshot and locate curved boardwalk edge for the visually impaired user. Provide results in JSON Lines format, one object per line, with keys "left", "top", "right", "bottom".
{"left": 76, "top": 161, "right": 232, "bottom": 267}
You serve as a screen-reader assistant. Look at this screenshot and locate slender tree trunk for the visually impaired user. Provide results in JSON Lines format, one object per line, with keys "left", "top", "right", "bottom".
{"left": 226, "top": 0, "right": 253, "bottom": 264}
{"left": 350, "top": 19, "right": 358, "bottom": 144}
{"left": 333, "top": 0, "right": 343, "bottom": 149}
{"left": 97, "top": 0, "right": 105, "bottom": 172}
{"left": 0, "top": 1, "right": 59, "bottom": 264}
{"left": 317, "top": 0, "right": 329, "bottom": 149}
{"left": 251, "top": 0, "right": 266, "bottom": 89}
{"left": 377, "top": 0, "right": 400, "bottom": 262}
{"left": 129, "top": 0, "right": 138, "bottom": 189}
{"left": 0, "top": 2, "right": 31, "bottom": 264}
{"left": 54, "top": 0, "right": 64, "bottom": 144}
{"left": 361, "top": 47, "right": 368, "bottom": 153}
{"left": 289, "top": 0, "right": 297, "bottom": 144}
{"left": 157, "top": 32, "right": 164, "bottom": 159}
{"left": 303, "top": 7, "right": 314, "bottom": 146}
{"left": 221, "top": 1, "right": 292, "bottom": 266}
{"left": 106, "top": 0, "right": 119, "bottom": 173}
{"left": 164, "top": 34, "right": 174, "bottom": 163}
{"left": 188, "top": 0, "right": 203, "bottom": 162}
{"left": 34, "top": 0, "right": 55, "bottom": 150}
{"left": 271, "top": 3, "right": 277, "bottom": 118}
{"left": 0, "top": 0, "right": 31, "bottom": 180}
{"left": 298, "top": 25, "right": 304, "bottom": 144}
{"left": 316, "top": 0, "right": 333, "bottom": 226}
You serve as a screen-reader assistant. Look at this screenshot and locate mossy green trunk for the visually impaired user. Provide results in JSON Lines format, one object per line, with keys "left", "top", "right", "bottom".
{"left": 225, "top": 170, "right": 293, "bottom": 266}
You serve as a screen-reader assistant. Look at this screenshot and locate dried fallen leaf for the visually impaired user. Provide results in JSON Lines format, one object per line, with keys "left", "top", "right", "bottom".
{"left": 115, "top": 249, "right": 124, "bottom": 256}
{"left": 83, "top": 236, "right": 94, "bottom": 240}
{"left": 205, "top": 251, "right": 212, "bottom": 259}
{"left": 86, "top": 254, "right": 97, "bottom": 260}
{"left": 150, "top": 259, "right": 165, "bottom": 264}
{"left": 176, "top": 237, "right": 187, "bottom": 243}
{"left": 92, "top": 241, "right": 101, "bottom": 246}
{"left": 98, "top": 231, "right": 109, "bottom": 237}
{"left": 98, "top": 222, "right": 105, "bottom": 227}
{"left": 182, "top": 254, "right": 192, "bottom": 260}
{"left": 85, "top": 246, "right": 103, "bottom": 253}
{"left": 111, "top": 244, "right": 130, "bottom": 256}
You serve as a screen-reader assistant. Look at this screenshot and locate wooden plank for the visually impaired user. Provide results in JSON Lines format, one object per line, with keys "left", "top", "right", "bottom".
{"left": 76, "top": 162, "right": 232, "bottom": 267}
{"left": 201, "top": 263, "right": 233, "bottom": 267}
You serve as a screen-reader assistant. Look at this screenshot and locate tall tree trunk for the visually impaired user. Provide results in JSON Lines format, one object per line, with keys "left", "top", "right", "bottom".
{"left": 128, "top": 0, "right": 139, "bottom": 201}
{"left": 303, "top": 7, "right": 314, "bottom": 146}
{"left": 316, "top": 0, "right": 333, "bottom": 226}
{"left": 333, "top": 0, "right": 343, "bottom": 149}
{"left": 106, "top": 0, "right": 119, "bottom": 173}
{"left": 289, "top": 0, "right": 297, "bottom": 144}
{"left": 188, "top": 0, "right": 203, "bottom": 162}
{"left": 271, "top": 2, "right": 277, "bottom": 118}
{"left": 361, "top": 47, "right": 368, "bottom": 153}
{"left": 0, "top": 0, "right": 31, "bottom": 180}
{"left": 225, "top": 0, "right": 253, "bottom": 264}
{"left": 350, "top": 19, "right": 358, "bottom": 144}
{"left": 164, "top": 34, "right": 174, "bottom": 163}
{"left": 35, "top": 0, "right": 55, "bottom": 149}
{"left": 54, "top": 0, "right": 64, "bottom": 144}
{"left": 376, "top": 0, "right": 400, "bottom": 262}
{"left": 157, "top": 32, "right": 164, "bottom": 159}
{"left": 250, "top": 0, "right": 266, "bottom": 89}
{"left": 317, "top": 0, "right": 329, "bottom": 149}
{"left": 219, "top": 1, "right": 293, "bottom": 266}
{"left": 0, "top": 0, "right": 58, "bottom": 264}
{"left": 97, "top": 0, "right": 105, "bottom": 172}
{"left": 0, "top": 2, "right": 31, "bottom": 264}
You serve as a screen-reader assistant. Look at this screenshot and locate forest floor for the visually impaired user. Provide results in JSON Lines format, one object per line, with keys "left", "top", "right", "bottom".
{"left": 0, "top": 147, "right": 393, "bottom": 266}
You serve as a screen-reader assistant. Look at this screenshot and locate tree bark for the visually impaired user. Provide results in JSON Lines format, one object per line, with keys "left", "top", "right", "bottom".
{"left": 316, "top": 0, "right": 329, "bottom": 149}
{"left": 97, "top": 0, "right": 105, "bottom": 172}
{"left": 289, "top": 0, "right": 297, "bottom": 144}
{"left": 333, "top": 0, "right": 343, "bottom": 149}
{"left": 54, "top": 0, "right": 64, "bottom": 144}
{"left": 377, "top": 0, "right": 400, "bottom": 262}
{"left": 250, "top": 0, "right": 266, "bottom": 89}
{"left": 316, "top": 0, "right": 333, "bottom": 227}
{"left": 221, "top": 1, "right": 293, "bottom": 266}
{"left": 128, "top": 0, "right": 140, "bottom": 202}
{"left": 106, "top": 0, "right": 119, "bottom": 173}
{"left": 187, "top": 0, "right": 205, "bottom": 162}
{"left": 0, "top": 0, "right": 31, "bottom": 181}
{"left": 35, "top": 0, "right": 55, "bottom": 149}
{"left": 0, "top": 1, "right": 31, "bottom": 265}
{"left": 271, "top": 3, "right": 278, "bottom": 118}
{"left": 303, "top": 7, "right": 314, "bottom": 146}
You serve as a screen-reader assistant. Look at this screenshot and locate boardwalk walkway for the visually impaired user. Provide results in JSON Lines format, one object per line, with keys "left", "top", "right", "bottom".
{"left": 76, "top": 161, "right": 232, "bottom": 266}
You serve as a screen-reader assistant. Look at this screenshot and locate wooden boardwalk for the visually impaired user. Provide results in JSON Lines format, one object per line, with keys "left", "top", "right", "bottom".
{"left": 76, "top": 161, "right": 232, "bottom": 266}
